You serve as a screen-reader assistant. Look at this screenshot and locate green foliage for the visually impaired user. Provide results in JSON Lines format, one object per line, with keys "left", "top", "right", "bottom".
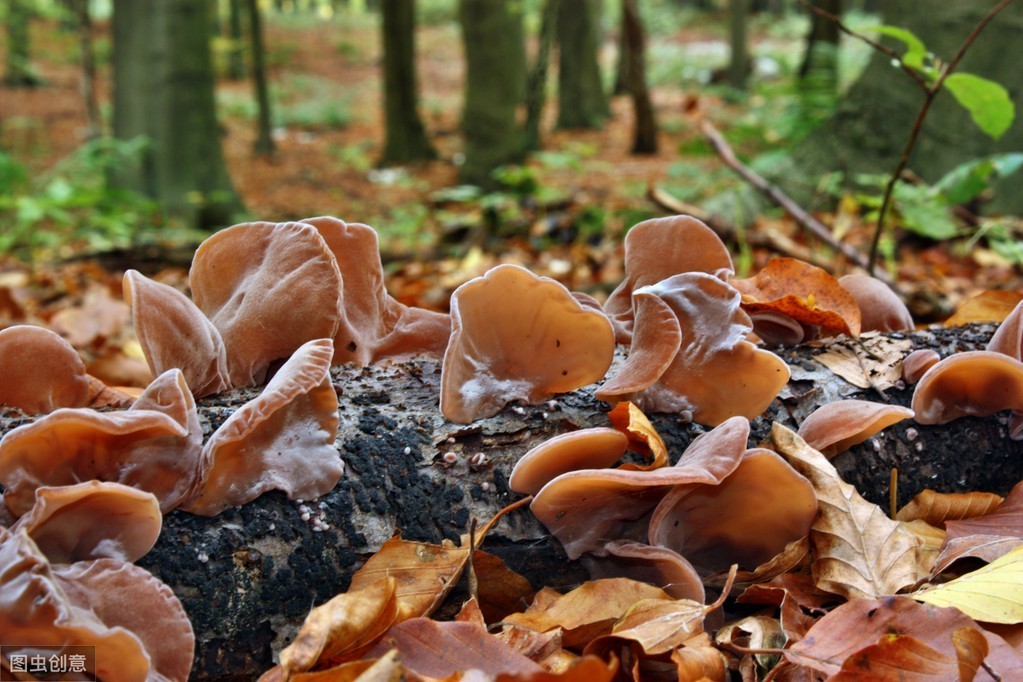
{"left": 871, "top": 24, "right": 1016, "bottom": 140}
{"left": 0, "top": 139, "right": 164, "bottom": 260}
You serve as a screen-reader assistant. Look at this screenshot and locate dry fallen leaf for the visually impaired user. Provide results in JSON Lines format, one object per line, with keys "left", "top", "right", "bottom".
{"left": 670, "top": 633, "right": 729, "bottom": 682}
{"left": 829, "top": 633, "right": 956, "bottom": 681}
{"left": 349, "top": 533, "right": 471, "bottom": 621}
{"left": 502, "top": 578, "right": 673, "bottom": 648}
{"left": 896, "top": 490, "right": 1005, "bottom": 527}
{"left": 471, "top": 550, "right": 536, "bottom": 624}
{"left": 606, "top": 401, "right": 668, "bottom": 470}
{"left": 913, "top": 544, "right": 1023, "bottom": 624}
{"left": 932, "top": 481, "right": 1023, "bottom": 573}
{"left": 278, "top": 577, "right": 399, "bottom": 676}
{"left": 772, "top": 423, "right": 921, "bottom": 599}
{"left": 737, "top": 572, "right": 829, "bottom": 644}
{"left": 609, "top": 598, "right": 709, "bottom": 655}
{"left": 944, "top": 289, "right": 1023, "bottom": 326}
{"left": 811, "top": 333, "right": 913, "bottom": 391}
{"left": 952, "top": 627, "right": 989, "bottom": 682}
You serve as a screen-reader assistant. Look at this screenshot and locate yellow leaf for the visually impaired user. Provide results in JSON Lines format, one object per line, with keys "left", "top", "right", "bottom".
{"left": 912, "top": 545, "right": 1023, "bottom": 624}
{"left": 771, "top": 423, "right": 921, "bottom": 599}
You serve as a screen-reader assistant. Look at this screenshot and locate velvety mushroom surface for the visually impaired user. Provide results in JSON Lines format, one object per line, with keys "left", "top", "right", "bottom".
{"left": 603, "top": 215, "right": 734, "bottom": 343}
{"left": 838, "top": 274, "right": 914, "bottom": 333}
{"left": 797, "top": 399, "right": 914, "bottom": 458}
{"left": 597, "top": 272, "right": 790, "bottom": 425}
{"left": 0, "top": 324, "right": 92, "bottom": 414}
{"left": 912, "top": 350, "right": 1023, "bottom": 428}
{"left": 440, "top": 264, "right": 615, "bottom": 423}
{"left": 509, "top": 428, "right": 629, "bottom": 496}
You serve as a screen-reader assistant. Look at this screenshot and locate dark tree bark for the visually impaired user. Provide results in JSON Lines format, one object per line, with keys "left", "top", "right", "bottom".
{"left": 778, "top": 0, "right": 1023, "bottom": 215}
{"left": 798, "top": 0, "right": 841, "bottom": 89}
{"left": 245, "top": 0, "right": 275, "bottom": 156}
{"left": 70, "top": 0, "right": 100, "bottom": 140}
{"left": 112, "top": 0, "right": 244, "bottom": 229}
{"left": 728, "top": 0, "right": 750, "bottom": 90}
{"left": 457, "top": 0, "right": 526, "bottom": 187}
{"left": 227, "top": 0, "right": 248, "bottom": 81}
{"left": 3, "top": 326, "right": 1020, "bottom": 680}
{"left": 380, "top": 0, "right": 435, "bottom": 165}
{"left": 622, "top": 0, "right": 658, "bottom": 154}
{"left": 556, "top": 0, "right": 610, "bottom": 129}
{"left": 4, "top": 0, "right": 41, "bottom": 87}
{"left": 523, "top": 0, "right": 560, "bottom": 152}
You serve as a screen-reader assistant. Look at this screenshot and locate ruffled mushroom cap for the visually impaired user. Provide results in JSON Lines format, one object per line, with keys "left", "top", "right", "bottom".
{"left": 902, "top": 349, "right": 940, "bottom": 384}
{"left": 440, "top": 264, "right": 615, "bottom": 424}
{"left": 648, "top": 447, "right": 817, "bottom": 575}
{"left": 12, "top": 481, "right": 161, "bottom": 563}
{"left": 582, "top": 539, "right": 705, "bottom": 602}
{"left": 123, "top": 269, "right": 231, "bottom": 398}
{"left": 0, "top": 528, "right": 156, "bottom": 681}
{"left": 181, "top": 338, "right": 342, "bottom": 516}
{"left": 54, "top": 559, "right": 195, "bottom": 682}
{"left": 509, "top": 428, "right": 629, "bottom": 495}
{"left": 0, "top": 369, "right": 202, "bottom": 517}
{"left": 838, "top": 274, "right": 914, "bottom": 333}
{"left": 604, "top": 215, "right": 734, "bottom": 343}
{"left": 301, "top": 216, "right": 451, "bottom": 365}
{"left": 796, "top": 399, "right": 914, "bottom": 458}
{"left": 986, "top": 298, "right": 1023, "bottom": 360}
{"left": 0, "top": 325, "right": 91, "bottom": 414}
{"left": 747, "top": 311, "right": 806, "bottom": 346}
{"left": 732, "top": 258, "right": 862, "bottom": 338}
{"left": 190, "top": 221, "right": 344, "bottom": 387}
{"left": 597, "top": 273, "right": 790, "bottom": 425}
{"left": 530, "top": 417, "right": 750, "bottom": 559}
{"left": 912, "top": 351, "right": 1023, "bottom": 430}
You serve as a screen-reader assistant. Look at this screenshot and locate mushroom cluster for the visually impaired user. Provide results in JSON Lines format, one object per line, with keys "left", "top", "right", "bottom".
{"left": 511, "top": 413, "right": 818, "bottom": 599}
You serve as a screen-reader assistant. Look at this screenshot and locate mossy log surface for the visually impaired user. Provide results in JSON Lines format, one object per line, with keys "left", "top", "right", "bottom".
{"left": 2, "top": 324, "right": 1021, "bottom": 680}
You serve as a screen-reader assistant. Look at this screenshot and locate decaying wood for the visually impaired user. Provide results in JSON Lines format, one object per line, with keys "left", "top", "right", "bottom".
{"left": 2, "top": 324, "right": 1021, "bottom": 680}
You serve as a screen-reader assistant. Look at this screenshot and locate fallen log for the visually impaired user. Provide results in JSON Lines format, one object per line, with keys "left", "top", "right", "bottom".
{"left": 3, "top": 324, "right": 1021, "bottom": 680}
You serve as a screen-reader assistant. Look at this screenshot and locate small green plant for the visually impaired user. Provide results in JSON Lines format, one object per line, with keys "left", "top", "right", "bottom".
{"left": 0, "top": 139, "right": 164, "bottom": 261}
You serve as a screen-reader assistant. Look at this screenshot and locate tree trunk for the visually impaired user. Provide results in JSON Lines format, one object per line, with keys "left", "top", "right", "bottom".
{"left": 798, "top": 0, "right": 841, "bottom": 87}
{"left": 556, "top": 0, "right": 610, "bottom": 129}
{"left": 111, "top": 0, "right": 244, "bottom": 229}
{"left": 728, "top": 0, "right": 750, "bottom": 90}
{"left": 780, "top": 0, "right": 1023, "bottom": 215}
{"left": 4, "top": 0, "right": 41, "bottom": 87}
{"left": 71, "top": 0, "right": 100, "bottom": 140}
{"left": 3, "top": 326, "right": 1020, "bottom": 680}
{"left": 245, "top": 0, "right": 276, "bottom": 156}
{"left": 457, "top": 0, "right": 526, "bottom": 187}
{"left": 622, "top": 0, "right": 658, "bottom": 154}
{"left": 523, "top": 0, "right": 559, "bottom": 152}
{"left": 380, "top": 0, "right": 435, "bottom": 164}
{"left": 227, "top": 0, "right": 248, "bottom": 81}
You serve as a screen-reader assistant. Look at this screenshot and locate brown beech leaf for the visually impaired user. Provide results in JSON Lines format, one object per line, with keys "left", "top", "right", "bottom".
{"left": 901, "top": 519, "right": 946, "bottom": 579}
{"left": 953, "top": 627, "right": 989, "bottom": 682}
{"left": 811, "top": 333, "right": 911, "bottom": 392}
{"left": 348, "top": 533, "right": 470, "bottom": 620}
{"left": 497, "top": 625, "right": 565, "bottom": 669}
{"left": 607, "top": 402, "right": 668, "bottom": 470}
{"left": 896, "top": 490, "right": 1005, "bottom": 527}
{"left": 737, "top": 573, "right": 830, "bottom": 644}
{"left": 944, "top": 289, "right": 1023, "bottom": 326}
{"left": 715, "top": 615, "right": 786, "bottom": 674}
{"left": 829, "top": 633, "right": 956, "bottom": 680}
{"left": 278, "top": 577, "right": 399, "bottom": 675}
{"left": 494, "top": 655, "right": 618, "bottom": 682}
{"left": 609, "top": 598, "right": 709, "bottom": 655}
{"left": 670, "top": 633, "right": 729, "bottom": 682}
{"left": 733, "top": 257, "right": 862, "bottom": 337}
{"left": 368, "top": 618, "right": 542, "bottom": 678}
{"left": 472, "top": 549, "right": 536, "bottom": 624}
{"left": 771, "top": 423, "right": 920, "bottom": 599}
{"left": 502, "top": 578, "right": 672, "bottom": 648}
{"left": 934, "top": 481, "right": 1023, "bottom": 573}
{"left": 784, "top": 596, "right": 1023, "bottom": 678}
{"left": 286, "top": 657, "right": 381, "bottom": 682}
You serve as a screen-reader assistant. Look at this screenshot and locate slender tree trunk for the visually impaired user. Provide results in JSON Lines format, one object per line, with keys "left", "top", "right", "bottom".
{"left": 4, "top": 0, "right": 41, "bottom": 87}
{"left": 380, "top": 0, "right": 435, "bottom": 164}
{"left": 245, "top": 0, "right": 276, "bottom": 156}
{"left": 556, "top": 0, "right": 610, "bottom": 129}
{"left": 728, "top": 0, "right": 750, "bottom": 90}
{"left": 458, "top": 0, "right": 525, "bottom": 187}
{"left": 71, "top": 0, "right": 100, "bottom": 140}
{"left": 523, "top": 0, "right": 560, "bottom": 152}
{"left": 112, "top": 0, "right": 244, "bottom": 229}
{"left": 798, "top": 0, "right": 841, "bottom": 89}
{"left": 622, "top": 0, "right": 658, "bottom": 154}
{"left": 612, "top": 25, "right": 630, "bottom": 96}
{"left": 227, "top": 0, "right": 248, "bottom": 80}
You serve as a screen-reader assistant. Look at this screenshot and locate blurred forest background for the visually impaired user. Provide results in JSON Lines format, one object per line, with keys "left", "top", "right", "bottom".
{"left": 2, "top": 0, "right": 1022, "bottom": 323}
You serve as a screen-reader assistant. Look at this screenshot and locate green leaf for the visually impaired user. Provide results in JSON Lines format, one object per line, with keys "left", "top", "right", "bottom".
{"left": 893, "top": 183, "right": 959, "bottom": 241}
{"left": 944, "top": 73, "right": 1016, "bottom": 140}
{"left": 868, "top": 25, "right": 930, "bottom": 74}
{"left": 912, "top": 545, "right": 1023, "bottom": 624}
{"left": 934, "top": 153, "right": 1023, "bottom": 205}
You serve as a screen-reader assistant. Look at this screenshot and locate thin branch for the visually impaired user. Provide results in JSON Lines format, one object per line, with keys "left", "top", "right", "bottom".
{"left": 700, "top": 119, "right": 895, "bottom": 286}
{"left": 866, "top": 0, "right": 1015, "bottom": 275}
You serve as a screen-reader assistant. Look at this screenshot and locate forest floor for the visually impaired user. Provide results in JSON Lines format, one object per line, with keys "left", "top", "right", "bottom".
{"left": 1, "top": 8, "right": 1021, "bottom": 351}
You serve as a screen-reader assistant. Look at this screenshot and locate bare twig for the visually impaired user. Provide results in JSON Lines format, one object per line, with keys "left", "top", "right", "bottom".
{"left": 700, "top": 119, "right": 896, "bottom": 286}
